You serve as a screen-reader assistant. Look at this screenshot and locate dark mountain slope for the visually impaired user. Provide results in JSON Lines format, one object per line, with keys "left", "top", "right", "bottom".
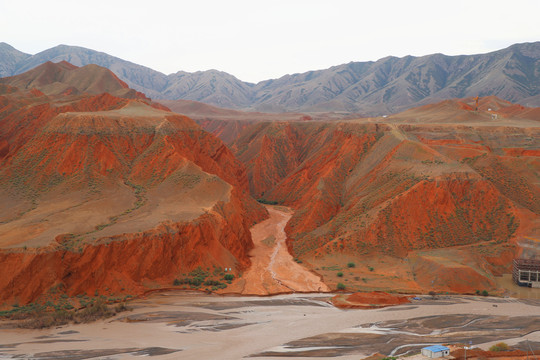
{"left": 252, "top": 42, "right": 540, "bottom": 114}
{"left": 0, "top": 61, "right": 146, "bottom": 99}
{"left": 11, "top": 44, "right": 168, "bottom": 99}
{"left": 1, "top": 42, "right": 539, "bottom": 114}
{"left": 0, "top": 42, "right": 30, "bottom": 78}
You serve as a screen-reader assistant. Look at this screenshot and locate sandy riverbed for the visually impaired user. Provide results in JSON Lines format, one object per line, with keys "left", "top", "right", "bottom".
{"left": 2, "top": 206, "right": 539, "bottom": 359}
{"left": 1, "top": 292, "right": 539, "bottom": 360}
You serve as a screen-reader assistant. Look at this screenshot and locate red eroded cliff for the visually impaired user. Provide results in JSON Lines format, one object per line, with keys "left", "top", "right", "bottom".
{"left": 359, "top": 175, "right": 518, "bottom": 257}
{"left": 0, "top": 64, "right": 266, "bottom": 305}
{"left": 0, "top": 191, "right": 252, "bottom": 304}
{"left": 231, "top": 107, "right": 537, "bottom": 293}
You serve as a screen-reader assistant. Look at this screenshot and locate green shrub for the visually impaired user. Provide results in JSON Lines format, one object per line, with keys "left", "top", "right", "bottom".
{"left": 337, "top": 283, "right": 346, "bottom": 290}
{"left": 257, "top": 199, "right": 278, "bottom": 205}
{"left": 18, "top": 298, "right": 117, "bottom": 329}
{"left": 174, "top": 277, "right": 204, "bottom": 287}
{"left": 482, "top": 290, "right": 489, "bottom": 296}
{"left": 347, "top": 262, "right": 355, "bottom": 268}
{"left": 337, "top": 272, "right": 343, "bottom": 277}
{"left": 224, "top": 274, "right": 234, "bottom": 281}
{"left": 489, "top": 342, "right": 509, "bottom": 352}
{"left": 114, "top": 302, "right": 130, "bottom": 313}
{"left": 76, "top": 298, "right": 113, "bottom": 323}
{"left": 368, "top": 266, "right": 374, "bottom": 272}
{"left": 204, "top": 280, "right": 224, "bottom": 286}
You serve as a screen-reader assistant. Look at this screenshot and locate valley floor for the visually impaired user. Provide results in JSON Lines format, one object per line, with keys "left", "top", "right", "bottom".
{"left": 1, "top": 199, "right": 538, "bottom": 360}
{"left": 226, "top": 205, "right": 329, "bottom": 295}
{"left": 0, "top": 292, "right": 539, "bottom": 360}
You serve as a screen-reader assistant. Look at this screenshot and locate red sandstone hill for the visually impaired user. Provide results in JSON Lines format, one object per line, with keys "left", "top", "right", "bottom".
{"left": 0, "top": 61, "right": 148, "bottom": 99}
{"left": 231, "top": 97, "right": 539, "bottom": 294}
{"left": 0, "top": 63, "right": 266, "bottom": 305}
{"left": 389, "top": 95, "right": 540, "bottom": 124}
{"left": 159, "top": 98, "right": 316, "bottom": 144}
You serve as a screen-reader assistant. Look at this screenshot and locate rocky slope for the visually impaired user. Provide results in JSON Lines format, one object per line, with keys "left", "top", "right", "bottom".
{"left": 251, "top": 42, "right": 540, "bottom": 113}
{"left": 0, "top": 62, "right": 266, "bottom": 305}
{"left": 0, "top": 43, "right": 30, "bottom": 79}
{"left": 231, "top": 97, "right": 539, "bottom": 294}
{"left": 0, "top": 60, "right": 149, "bottom": 100}
{"left": 3, "top": 44, "right": 168, "bottom": 99}
{"left": 2, "top": 42, "right": 540, "bottom": 114}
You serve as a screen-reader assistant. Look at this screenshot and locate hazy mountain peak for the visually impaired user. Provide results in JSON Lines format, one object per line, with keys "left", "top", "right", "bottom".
{"left": 1, "top": 41, "right": 539, "bottom": 113}
{"left": 0, "top": 43, "right": 30, "bottom": 78}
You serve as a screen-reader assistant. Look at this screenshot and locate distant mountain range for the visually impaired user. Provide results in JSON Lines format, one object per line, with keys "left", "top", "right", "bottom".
{"left": 1, "top": 41, "right": 539, "bottom": 114}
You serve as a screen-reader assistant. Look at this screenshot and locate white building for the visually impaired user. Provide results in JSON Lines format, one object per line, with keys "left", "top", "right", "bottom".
{"left": 421, "top": 345, "right": 450, "bottom": 358}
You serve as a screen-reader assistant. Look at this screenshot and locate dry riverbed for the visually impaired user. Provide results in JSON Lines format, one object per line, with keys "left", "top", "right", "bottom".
{"left": 226, "top": 206, "right": 329, "bottom": 295}
{"left": 1, "top": 292, "right": 539, "bottom": 360}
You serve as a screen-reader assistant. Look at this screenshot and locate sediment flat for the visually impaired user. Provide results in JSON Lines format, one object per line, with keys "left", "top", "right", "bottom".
{"left": 1, "top": 292, "right": 539, "bottom": 360}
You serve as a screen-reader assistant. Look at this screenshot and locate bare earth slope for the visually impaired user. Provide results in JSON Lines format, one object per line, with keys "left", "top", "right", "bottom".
{"left": 0, "top": 61, "right": 148, "bottom": 99}
{"left": 231, "top": 97, "right": 539, "bottom": 294}
{"left": 0, "top": 62, "right": 266, "bottom": 305}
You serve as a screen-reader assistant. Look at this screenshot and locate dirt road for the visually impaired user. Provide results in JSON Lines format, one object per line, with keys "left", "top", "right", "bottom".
{"left": 228, "top": 206, "right": 329, "bottom": 295}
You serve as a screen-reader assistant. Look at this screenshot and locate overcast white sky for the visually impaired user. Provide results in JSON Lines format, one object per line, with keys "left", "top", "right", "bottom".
{"left": 2, "top": 0, "right": 539, "bottom": 83}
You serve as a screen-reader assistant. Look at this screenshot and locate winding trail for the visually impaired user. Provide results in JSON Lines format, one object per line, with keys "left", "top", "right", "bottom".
{"left": 229, "top": 206, "right": 329, "bottom": 295}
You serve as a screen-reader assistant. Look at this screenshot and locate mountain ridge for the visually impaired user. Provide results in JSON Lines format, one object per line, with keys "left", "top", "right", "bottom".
{"left": 1, "top": 41, "right": 539, "bottom": 114}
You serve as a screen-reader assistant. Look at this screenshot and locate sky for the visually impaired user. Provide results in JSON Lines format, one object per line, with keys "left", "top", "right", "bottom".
{"left": 2, "top": 0, "right": 540, "bottom": 83}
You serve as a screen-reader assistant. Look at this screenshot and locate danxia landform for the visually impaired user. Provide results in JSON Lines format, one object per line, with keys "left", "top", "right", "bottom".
{"left": 0, "top": 56, "right": 538, "bottom": 308}
{"left": 0, "top": 62, "right": 266, "bottom": 305}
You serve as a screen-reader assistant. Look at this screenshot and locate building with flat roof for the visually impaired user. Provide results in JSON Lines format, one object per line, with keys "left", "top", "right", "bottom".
{"left": 512, "top": 258, "right": 540, "bottom": 288}
{"left": 421, "top": 345, "right": 450, "bottom": 358}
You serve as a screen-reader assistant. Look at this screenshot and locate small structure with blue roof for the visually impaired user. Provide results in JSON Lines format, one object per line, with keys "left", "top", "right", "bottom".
{"left": 421, "top": 345, "right": 450, "bottom": 358}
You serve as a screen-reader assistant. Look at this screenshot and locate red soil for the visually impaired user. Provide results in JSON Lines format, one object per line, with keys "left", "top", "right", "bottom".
{"left": 159, "top": 99, "right": 314, "bottom": 144}
{"left": 0, "top": 194, "right": 252, "bottom": 305}
{"left": 361, "top": 175, "right": 517, "bottom": 257}
{"left": 451, "top": 348, "right": 540, "bottom": 360}
{"left": 389, "top": 96, "right": 540, "bottom": 124}
{"left": 0, "top": 63, "right": 267, "bottom": 305}
{"left": 502, "top": 148, "right": 540, "bottom": 157}
{"left": 231, "top": 100, "right": 539, "bottom": 294}
{"left": 332, "top": 291, "right": 410, "bottom": 309}
{"left": 0, "top": 61, "right": 147, "bottom": 100}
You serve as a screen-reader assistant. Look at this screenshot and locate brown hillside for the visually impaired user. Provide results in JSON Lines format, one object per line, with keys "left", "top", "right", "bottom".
{"left": 0, "top": 61, "right": 148, "bottom": 99}
{"left": 389, "top": 96, "right": 540, "bottom": 125}
{"left": 159, "top": 98, "right": 314, "bottom": 144}
{"left": 0, "top": 63, "right": 266, "bottom": 305}
{"left": 232, "top": 97, "right": 539, "bottom": 294}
